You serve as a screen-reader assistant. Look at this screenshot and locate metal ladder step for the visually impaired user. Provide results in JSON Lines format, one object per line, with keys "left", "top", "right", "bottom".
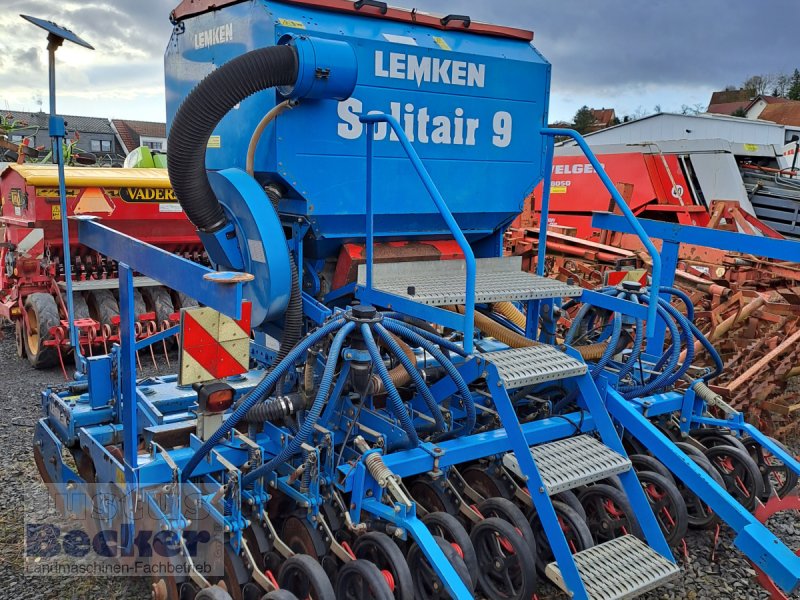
{"left": 482, "top": 345, "right": 587, "bottom": 389}
{"left": 357, "top": 256, "right": 582, "bottom": 305}
{"left": 545, "top": 535, "right": 680, "bottom": 599}
{"left": 502, "top": 434, "right": 631, "bottom": 494}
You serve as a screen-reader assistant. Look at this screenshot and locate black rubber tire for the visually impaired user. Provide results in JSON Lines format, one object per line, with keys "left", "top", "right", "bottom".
{"left": 174, "top": 291, "right": 199, "bottom": 310}
{"left": 691, "top": 429, "right": 748, "bottom": 453}
{"left": 408, "top": 477, "right": 460, "bottom": 516}
{"left": 142, "top": 286, "right": 176, "bottom": 325}
{"left": 88, "top": 289, "right": 119, "bottom": 330}
{"left": 622, "top": 433, "right": 648, "bottom": 457}
{"left": 552, "top": 490, "right": 587, "bottom": 522}
{"left": 470, "top": 517, "right": 537, "bottom": 600}
{"left": 678, "top": 455, "right": 725, "bottom": 529}
{"left": 637, "top": 470, "right": 689, "bottom": 546}
{"left": 406, "top": 535, "right": 473, "bottom": 600}
{"left": 196, "top": 587, "right": 233, "bottom": 600}
{"left": 674, "top": 441, "right": 707, "bottom": 461}
{"left": 461, "top": 463, "right": 515, "bottom": 501}
{"left": 629, "top": 454, "right": 676, "bottom": 486}
{"left": 742, "top": 435, "right": 799, "bottom": 499}
{"left": 132, "top": 289, "right": 147, "bottom": 319}
{"left": 421, "top": 511, "right": 478, "bottom": 587}
{"left": 262, "top": 591, "right": 299, "bottom": 600}
{"left": 352, "top": 531, "right": 414, "bottom": 600}
{"left": 703, "top": 444, "right": 765, "bottom": 511}
{"left": 72, "top": 293, "right": 90, "bottom": 321}
{"left": 477, "top": 496, "right": 537, "bottom": 559}
{"left": 529, "top": 499, "right": 594, "bottom": 576}
{"left": 335, "top": 559, "right": 394, "bottom": 600}
{"left": 578, "top": 483, "right": 643, "bottom": 543}
{"left": 23, "top": 292, "right": 60, "bottom": 368}
{"left": 277, "top": 554, "right": 335, "bottom": 600}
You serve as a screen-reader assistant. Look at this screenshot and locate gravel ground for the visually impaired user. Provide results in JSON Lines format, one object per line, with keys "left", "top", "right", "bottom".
{"left": 0, "top": 324, "right": 796, "bottom": 599}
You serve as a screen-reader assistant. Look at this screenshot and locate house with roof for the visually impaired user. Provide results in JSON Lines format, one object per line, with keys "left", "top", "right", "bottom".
{"left": 0, "top": 109, "right": 125, "bottom": 165}
{"left": 111, "top": 119, "right": 167, "bottom": 154}
{"left": 587, "top": 108, "right": 617, "bottom": 132}
{"left": 706, "top": 89, "right": 754, "bottom": 115}
{"left": 745, "top": 95, "right": 792, "bottom": 120}
{"left": 754, "top": 100, "right": 800, "bottom": 128}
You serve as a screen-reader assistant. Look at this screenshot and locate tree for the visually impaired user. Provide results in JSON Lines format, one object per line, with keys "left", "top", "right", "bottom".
{"left": 680, "top": 103, "right": 705, "bottom": 116}
{"left": 774, "top": 73, "right": 791, "bottom": 98}
{"left": 788, "top": 69, "right": 800, "bottom": 101}
{"left": 743, "top": 74, "right": 775, "bottom": 96}
{"left": 732, "top": 107, "right": 748, "bottom": 118}
{"left": 572, "top": 105, "right": 596, "bottom": 135}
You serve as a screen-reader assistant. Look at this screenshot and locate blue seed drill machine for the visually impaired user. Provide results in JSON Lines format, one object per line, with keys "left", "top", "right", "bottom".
{"left": 33, "top": 1, "right": 800, "bottom": 599}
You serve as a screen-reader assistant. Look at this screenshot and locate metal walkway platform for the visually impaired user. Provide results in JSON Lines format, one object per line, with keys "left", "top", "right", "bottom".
{"left": 546, "top": 535, "right": 680, "bottom": 599}
{"left": 358, "top": 256, "right": 581, "bottom": 306}
{"left": 503, "top": 434, "right": 630, "bottom": 495}
{"left": 60, "top": 276, "right": 160, "bottom": 291}
{"left": 483, "top": 345, "right": 587, "bottom": 389}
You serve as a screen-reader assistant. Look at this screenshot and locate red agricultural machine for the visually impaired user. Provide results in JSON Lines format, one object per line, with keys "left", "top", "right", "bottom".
{"left": 0, "top": 163, "right": 203, "bottom": 368}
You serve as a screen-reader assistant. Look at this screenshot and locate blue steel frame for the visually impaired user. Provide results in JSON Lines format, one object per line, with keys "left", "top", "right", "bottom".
{"left": 358, "top": 113, "right": 476, "bottom": 354}
{"left": 539, "top": 129, "right": 662, "bottom": 336}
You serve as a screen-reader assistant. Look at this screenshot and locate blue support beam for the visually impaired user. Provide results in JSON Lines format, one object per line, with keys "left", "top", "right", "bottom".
{"left": 76, "top": 216, "right": 245, "bottom": 319}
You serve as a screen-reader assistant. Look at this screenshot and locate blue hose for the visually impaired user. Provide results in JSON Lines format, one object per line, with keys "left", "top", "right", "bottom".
{"left": 382, "top": 319, "right": 475, "bottom": 437}
{"left": 374, "top": 323, "right": 447, "bottom": 433}
{"left": 242, "top": 320, "right": 356, "bottom": 486}
{"left": 656, "top": 296, "right": 695, "bottom": 382}
{"left": 181, "top": 317, "right": 346, "bottom": 482}
{"left": 616, "top": 294, "right": 644, "bottom": 381}
{"left": 591, "top": 302, "right": 622, "bottom": 377}
{"left": 361, "top": 323, "right": 420, "bottom": 448}
{"left": 658, "top": 286, "right": 695, "bottom": 321}
{"left": 383, "top": 316, "right": 468, "bottom": 357}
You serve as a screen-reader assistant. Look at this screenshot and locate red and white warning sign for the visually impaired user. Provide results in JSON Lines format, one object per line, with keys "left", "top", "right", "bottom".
{"left": 178, "top": 302, "right": 252, "bottom": 386}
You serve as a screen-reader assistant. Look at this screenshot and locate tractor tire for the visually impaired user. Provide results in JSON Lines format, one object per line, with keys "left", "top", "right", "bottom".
{"left": 174, "top": 291, "right": 199, "bottom": 311}
{"left": 23, "top": 293, "right": 60, "bottom": 368}
{"left": 72, "top": 293, "right": 91, "bottom": 321}
{"left": 132, "top": 289, "right": 147, "bottom": 319}
{"left": 142, "top": 286, "right": 175, "bottom": 325}
{"left": 88, "top": 289, "right": 119, "bottom": 330}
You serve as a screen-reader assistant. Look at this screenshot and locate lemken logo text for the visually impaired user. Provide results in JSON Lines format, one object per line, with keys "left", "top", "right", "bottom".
{"left": 374, "top": 51, "right": 486, "bottom": 88}
{"left": 194, "top": 23, "right": 233, "bottom": 50}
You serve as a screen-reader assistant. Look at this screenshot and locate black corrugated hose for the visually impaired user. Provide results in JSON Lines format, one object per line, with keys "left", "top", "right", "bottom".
{"left": 167, "top": 44, "right": 298, "bottom": 232}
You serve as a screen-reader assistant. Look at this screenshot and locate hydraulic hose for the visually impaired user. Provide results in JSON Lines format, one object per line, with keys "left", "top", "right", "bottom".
{"left": 383, "top": 316, "right": 468, "bottom": 357}
{"left": 371, "top": 332, "right": 416, "bottom": 395}
{"left": 168, "top": 44, "right": 298, "bottom": 232}
{"left": 246, "top": 100, "right": 295, "bottom": 177}
{"left": 591, "top": 308, "right": 622, "bottom": 377}
{"left": 374, "top": 323, "right": 446, "bottom": 433}
{"left": 616, "top": 294, "right": 644, "bottom": 382}
{"left": 243, "top": 321, "right": 356, "bottom": 486}
{"left": 383, "top": 319, "right": 475, "bottom": 437}
{"left": 447, "top": 305, "right": 538, "bottom": 350}
{"left": 182, "top": 316, "right": 344, "bottom": 481}
{"left": 361, "top": 324, "right": 420, "bottom": 448}
{"left": 493, "top": 302, "right": 527, "bottom": 330}
{"left": 659, "top": 286, "right": 695, "bottom": 321}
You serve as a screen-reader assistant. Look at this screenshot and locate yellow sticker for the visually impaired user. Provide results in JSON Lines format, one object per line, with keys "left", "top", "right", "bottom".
{"left": 115, "top": 467, "right": 126, "bottom": 485}
{"left": 207, "top": 135, "right": 221, "bottom": 149}
{"left": 550, "top": 186, "right": 568, "bottom": 194}
{"left": 38, "top": 188, "right": 78, "bottom": 198}
{"left": 432, "top": 36, "right": 451, "bottom": 51}
{"left": 744, "top": 143, "right": 759, "bottom": 152}
{"left": 51, "top": 205, "right": 61, "bottom": 220}
{"left": 278, "top": 18, "right": 306, "bottom": 29}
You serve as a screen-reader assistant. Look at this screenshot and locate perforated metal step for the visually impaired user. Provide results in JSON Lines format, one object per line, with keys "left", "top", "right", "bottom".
{"left": 502, "top": 434, "right": 630, "bottom": 494}
{"left": 482, "top": 345, "right": 587, "bottom": 389}
{"left": 357, "top": 256, "right": 581, "bottom": 305}
{"left": 545, "top": 535, "right": 680, "bottom": 599}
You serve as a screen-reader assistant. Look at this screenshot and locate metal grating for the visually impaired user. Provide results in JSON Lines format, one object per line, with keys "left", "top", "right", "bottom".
{"left": 503, "top": 434, "right": 630, "bottom": 494}
{"left": 60, "top": 276, "right": 160, "bottom": 291}
{"left": 482, "top": 345, "right": 587, "bottom": 389}
{"left": 358, "top": 256, "right": 582, "bottom": 305}
{"left": 546, "top": 535, "right": 680, "bottom": 600}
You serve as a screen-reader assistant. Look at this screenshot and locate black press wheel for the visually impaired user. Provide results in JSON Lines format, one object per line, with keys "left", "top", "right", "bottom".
{"left": 552, "top": 490, "right": 587, "bottom": 522}
{"left": 743, "top": 435, "right": 799, "bottom": 499}
{"left": 195, "top": 587, "right": 233, "bottom": 600}
{"left": 406, "top": 535, "right": 473, "bottom": 600}
{"left": 277, "top": 554, "right": 335, "bottom": 600}
{"left": 408, "top": 476, "right": 460, "bottom": 515}
{"left": 637, "top": 470, "right": 689, "bottom": 546}
{"left": 335, "top": 559, "right": 394, "bottom": 600}
{"left": 461, "top": 463, "right": 515, "bottom": 501}
{"left": 470, "top": 517, "right": 537, "bottom": 600}
{"left": 529, "top": 499, "right": 594, "bottom": 575}
{"left": 677, "top": 455, "right": 725, "bottom": 529}
{"left": 477, "top": 496, "right": 537, "bottom": 558}
{"left": 703, "top": 444, "right": 765, "bottom": 511}
{"left": 23, "top": 292, "right": 60, "bottom": 368}
{"left": 262, "top": 591, "right": 299, "bottom": 600}
{"left": 691, "top": 428, "right": 748, "bottom": 453}
{"left": 421, "top": 511, "right": 478, "bottom": 587}
{"left": 578, "top": 483, "right": 642, "bottom": 543}
{"left": 629, "top": 454, "right": 676, "bottom": 486}
{"left": 352, "top": 531, "right": 414, "bottom": 600}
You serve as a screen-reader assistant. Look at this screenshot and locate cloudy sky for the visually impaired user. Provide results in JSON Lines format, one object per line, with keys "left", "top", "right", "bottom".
{"left": 2, "top": 0, "right": 797, "bottom": 124}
